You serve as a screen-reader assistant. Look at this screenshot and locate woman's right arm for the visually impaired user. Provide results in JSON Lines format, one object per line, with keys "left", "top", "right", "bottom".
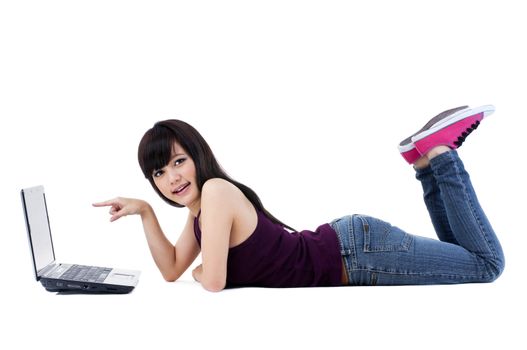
{"left": 93, "top": 198, "right": 200, "bottom": 282}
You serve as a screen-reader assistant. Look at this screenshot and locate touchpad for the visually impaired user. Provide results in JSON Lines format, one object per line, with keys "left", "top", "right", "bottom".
{"left": 112, "top": 273, "right": 135, "bottom": 280}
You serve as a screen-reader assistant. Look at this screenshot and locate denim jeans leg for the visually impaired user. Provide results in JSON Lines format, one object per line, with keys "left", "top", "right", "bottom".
{"left": 428, "top": 150, "right": 505, "bottom": 280}
{"left": 415, "top": 164, "right": 458, "bottom": 244}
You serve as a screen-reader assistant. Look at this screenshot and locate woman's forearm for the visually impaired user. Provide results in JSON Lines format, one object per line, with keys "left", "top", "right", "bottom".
{"left": 139, "top": 203, "right": 178, "bottom": 281}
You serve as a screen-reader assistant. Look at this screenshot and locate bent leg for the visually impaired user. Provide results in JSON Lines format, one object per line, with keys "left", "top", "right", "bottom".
{"left": 428, "top": 150, "right": 505, "bottom": 279}
{"left": 415, "top": 164, "right": 458, "bottom": 244}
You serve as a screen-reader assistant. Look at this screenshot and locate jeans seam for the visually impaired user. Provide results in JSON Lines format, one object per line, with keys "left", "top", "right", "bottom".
{"left": 348, "top": 216, "right": 358, "bottom": 269}
{"left": 454, "top": 159, "right": 498, "bottom": 263}
{"left": 366, "top": 268, "right": 487, "bottom": 281}
{"left": 351, "top": 267, "right": 486, "bottom": 280}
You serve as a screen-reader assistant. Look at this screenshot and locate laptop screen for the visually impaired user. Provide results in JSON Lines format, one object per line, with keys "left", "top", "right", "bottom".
{"left": 21, "top": 186, "right": 55, "bottom": 279}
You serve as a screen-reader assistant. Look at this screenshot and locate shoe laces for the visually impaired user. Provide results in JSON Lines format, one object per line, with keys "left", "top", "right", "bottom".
{"left": 454, "top": 120, "right": 480, "bottom": 147}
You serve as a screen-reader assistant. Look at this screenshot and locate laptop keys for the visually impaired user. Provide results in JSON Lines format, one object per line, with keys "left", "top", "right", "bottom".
{"left": 60, "top": 265, "right": 112, "bottom": 283}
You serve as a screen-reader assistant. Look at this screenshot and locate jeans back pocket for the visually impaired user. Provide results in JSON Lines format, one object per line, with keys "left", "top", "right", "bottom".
{"left": 358, "top": 215, "right": 413, "bottom": 252}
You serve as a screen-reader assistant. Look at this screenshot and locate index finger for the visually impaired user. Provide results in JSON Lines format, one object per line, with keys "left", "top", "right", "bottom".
{"left": 92, "top": 199, "right": 117, "bottom": 207}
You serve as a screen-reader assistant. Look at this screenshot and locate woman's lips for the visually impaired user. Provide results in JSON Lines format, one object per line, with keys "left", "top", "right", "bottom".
{"left": 174, "top": 183, "right": 190, "bottom": 195}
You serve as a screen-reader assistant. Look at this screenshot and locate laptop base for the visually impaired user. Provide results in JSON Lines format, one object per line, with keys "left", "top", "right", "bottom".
{"left": 40, "top": 278, "right": 134, "bottom": 294}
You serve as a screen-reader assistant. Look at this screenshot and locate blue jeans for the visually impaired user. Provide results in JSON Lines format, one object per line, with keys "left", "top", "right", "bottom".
{"left": 330, "top": 150, "right": 505, "bottom": 285}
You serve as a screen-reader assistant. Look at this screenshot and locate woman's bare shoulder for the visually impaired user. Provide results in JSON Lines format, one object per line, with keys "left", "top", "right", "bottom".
{"left": 201, "top": 178, "right": 254, "bottom": 216}
{"left": 202, "top": 178, "right": 242, "bottom": 200}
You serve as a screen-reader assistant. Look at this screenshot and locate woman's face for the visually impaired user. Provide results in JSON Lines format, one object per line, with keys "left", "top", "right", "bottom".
{"left": 152, "top": 142, "right": 200, "bottom": 209}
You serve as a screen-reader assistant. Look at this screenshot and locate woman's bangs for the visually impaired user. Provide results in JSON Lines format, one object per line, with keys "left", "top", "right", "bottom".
{"left": 140, "top": 126, "right": 177, "bottom": 178}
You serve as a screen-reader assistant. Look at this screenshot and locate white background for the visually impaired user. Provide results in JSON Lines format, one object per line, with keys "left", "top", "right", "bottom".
{"left": 1, "top": 1, "right": 525, "bottom": 349}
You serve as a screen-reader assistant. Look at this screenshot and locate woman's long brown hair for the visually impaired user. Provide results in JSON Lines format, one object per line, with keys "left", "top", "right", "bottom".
{"left": 138, "top": 119, "right": 296, "bottom": 232}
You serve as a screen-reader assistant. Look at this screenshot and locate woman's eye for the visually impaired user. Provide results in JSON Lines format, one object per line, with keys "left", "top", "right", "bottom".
{"left": 174, "top": 158, "right": 186, "bottom": 166}
{"left": 153, "top": 170, "right": 164, "bottom": 178}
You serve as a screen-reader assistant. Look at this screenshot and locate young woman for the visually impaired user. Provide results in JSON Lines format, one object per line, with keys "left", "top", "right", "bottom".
{"left": 93, "top": 105, "right": 505, "bottom": 292}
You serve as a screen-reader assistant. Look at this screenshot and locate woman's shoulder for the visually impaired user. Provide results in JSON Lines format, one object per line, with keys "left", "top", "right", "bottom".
{"left": 202, "top": 177, "right": 255, "bottom": 214}
{"left": 202, "top": 177, "right": 238, "bottom": 193}
{"left": 202, "top": 178, "right": 245, "bottom": 205}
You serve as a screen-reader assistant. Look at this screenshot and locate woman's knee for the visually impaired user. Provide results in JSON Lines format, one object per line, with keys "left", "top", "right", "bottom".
{"left": 480, "top": 253, "right": 505, "bottom": 282}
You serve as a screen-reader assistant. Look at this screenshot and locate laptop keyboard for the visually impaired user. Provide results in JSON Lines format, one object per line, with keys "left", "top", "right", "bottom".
{"left": 61, "top": 265, "right": 112, "bottom": 283}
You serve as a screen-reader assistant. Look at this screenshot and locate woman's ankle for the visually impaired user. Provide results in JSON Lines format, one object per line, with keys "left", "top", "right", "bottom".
{"left": 413, "top": 156, "right": 430, "bottom": 170}
{"left": 413, "top": 145, "right": 452, "bottom": 169}
{"left": 426, "top": 145, "right": 452, "bottom": 160}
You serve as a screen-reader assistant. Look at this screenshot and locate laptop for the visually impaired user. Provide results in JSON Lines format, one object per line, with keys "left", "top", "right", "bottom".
{"left": 21, "top": 185, "right": 140, "bottom": 294}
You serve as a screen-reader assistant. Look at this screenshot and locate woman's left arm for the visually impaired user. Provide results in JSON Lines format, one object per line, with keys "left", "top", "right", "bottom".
{"left": 196, "top": 178, "right": 237, "bottom": 292}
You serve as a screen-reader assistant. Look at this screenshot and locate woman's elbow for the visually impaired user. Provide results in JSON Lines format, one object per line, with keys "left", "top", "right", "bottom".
{"left": 163, "top": 275, "right": 177, "bottom": 283}
{"left": 201, "top": 278, "right": 226, "bottom": 292}
{"left": 161, "top": 269, "right": 181, "bottom": 283}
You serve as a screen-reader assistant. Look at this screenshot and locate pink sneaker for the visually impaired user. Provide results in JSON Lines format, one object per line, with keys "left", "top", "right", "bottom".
{"left": 412, "top": 105, "right": 495, "bottom": 157}
{"left": 398, "top": 106, "right": 469, "bottom": 164}
{"left": 398, "top": 105, "right": 495, "bottom": 164}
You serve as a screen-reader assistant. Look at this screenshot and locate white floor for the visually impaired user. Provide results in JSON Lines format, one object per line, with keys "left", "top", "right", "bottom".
{"left": 2, "top": 270, "right": 522, "bottom": 349}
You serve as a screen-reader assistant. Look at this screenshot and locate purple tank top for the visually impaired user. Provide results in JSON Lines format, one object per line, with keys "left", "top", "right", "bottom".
{"left": 193, "top": 210, "right": 342, "bottom": 288}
